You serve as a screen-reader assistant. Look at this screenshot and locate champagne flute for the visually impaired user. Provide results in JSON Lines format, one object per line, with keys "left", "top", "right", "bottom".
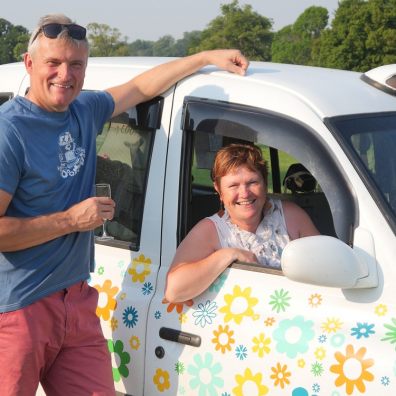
{"left": 95, "top": 183, "right": 114, "bottom": 241}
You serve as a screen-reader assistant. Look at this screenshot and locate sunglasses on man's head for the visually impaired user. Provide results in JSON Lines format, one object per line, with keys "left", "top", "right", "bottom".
{"left": 32, "top": 23, "right": 87, "bottom": 43}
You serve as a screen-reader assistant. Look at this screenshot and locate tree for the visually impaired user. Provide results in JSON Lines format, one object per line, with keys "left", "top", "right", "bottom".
{"left": 87, "top": 23, "right": 130, "bottom": 56}
{"left": 0, "top": 19, "right": 29, "bottom": 64}
{"left": 313, "top": 0, "right": 396, "bottom": 71}
{"left": 189, "top": 0, "right": 273, "bottom": 61}
{"left": 272, "top": 6, "right": 328, "bottom": 65}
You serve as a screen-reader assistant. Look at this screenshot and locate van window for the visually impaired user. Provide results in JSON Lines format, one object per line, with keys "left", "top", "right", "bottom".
{"left": 95, "top": 98, "right": 162, "bottom": 250}
{"left": 179, "top": 97, "right": 350, "bottom": 248}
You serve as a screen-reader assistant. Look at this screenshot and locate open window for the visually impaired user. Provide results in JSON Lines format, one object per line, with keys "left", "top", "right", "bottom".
{"left": 95, "top": 97, "right": 163, "bottom": 250}
{"left": 178, "top": 97, "right": 354, "bottom": 247}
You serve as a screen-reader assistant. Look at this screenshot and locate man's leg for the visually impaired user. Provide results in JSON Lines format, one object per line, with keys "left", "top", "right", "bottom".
{"left": 42, "top": 282, "right": 115, "bottom": 396}
{"left": 0, "top": 293, "right": 65, "bottom": 396}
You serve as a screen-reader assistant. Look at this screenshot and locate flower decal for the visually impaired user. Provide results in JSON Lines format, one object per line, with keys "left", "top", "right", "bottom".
{"left": 269, "top": 288, "right": 291, "bottom": 313}
{"left": 212, "top": 324, "right": 235, "bottom": 353}
{"left": 321, "top": 317, "right": 343, "bottom": 334}
{"left": 175, "top": 361, "right": 185, "bottom": 375}
{"left": 128, "top": 254, "right": 151, "bottom": 283}
{"left": 235, "top": 345, "right": 248, "bottom": 360}
{"left": 122, "top": 306, "right": 138, "bottom": 328}
{"left": 270, "top": 362, "right": 291, "bottom": 389}
{"left": 219, "top": 285, "right": 258, "bottom": 324}
{"left": 193, "top": 300, "right": 217, "bottom": 328}
{"left": 382, "top": 317, "right": 396, "bottom": 349}
{"left": 188, "top": 353, "right": 224, "bottom": 395}
{"left": 351, "top": 322, "right": 375, "bottom": 339}
{"left": 308, "top": 293, "right": 322, "bottom": 308}
{"left": 162, "top": 298, "right": 193, "bottom": 314}
{"left": 375, "top": 304, "right": 387, "bottom": 316}
{"left": 129, "top": 335, "right": 140, "bottom": 350}
{"left": 233, "top": 368, "right": 269, "bottom": 395}
{"left": 252, "top": 332, "right": 271, "bottom": 358}
{"left": 209, "top": 273, "right": 228, "bottom": 293}
{"left": 142, "top": 282, "right": 153, "bottom": 295}
{"left": 153, "top": 368, "right": 170, "bottom": 392}
{"left": 108, "top": 339, "right": 130, "bottom": 382}
{"left": 330, "top": 344, "right": 374, "bottom": 394}
{"left": 93, "top": 279, "right": 118, "bottom": 321}
{"left": 273, "top": 315, "right": 314, "bottom": 358}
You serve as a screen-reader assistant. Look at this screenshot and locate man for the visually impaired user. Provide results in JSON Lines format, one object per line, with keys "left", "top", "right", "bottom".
{"left": 0, "top": 14, "right": 249, "bottom": 395}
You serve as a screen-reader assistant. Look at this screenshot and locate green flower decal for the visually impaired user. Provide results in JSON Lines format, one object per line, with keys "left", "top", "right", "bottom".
{"left": 382, "top": 317, "right": 396, "bottom": 349}
{"left": 175, "top": 361, "right": 185, "bottom": 375}
{"left": 108, "top": 339, "right": 131, "bottom": 382}
{"left": 269, "top": 289, "right": 291, "bottom": 313}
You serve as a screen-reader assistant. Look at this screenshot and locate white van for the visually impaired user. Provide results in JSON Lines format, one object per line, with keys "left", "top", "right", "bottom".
{"left": 1, "top": 58, "right": 395, "bottom": 396}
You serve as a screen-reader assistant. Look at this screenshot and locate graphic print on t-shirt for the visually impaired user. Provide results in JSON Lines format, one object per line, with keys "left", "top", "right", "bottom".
{"left": 57, "top": 131, "right": 86, "bottom": 178}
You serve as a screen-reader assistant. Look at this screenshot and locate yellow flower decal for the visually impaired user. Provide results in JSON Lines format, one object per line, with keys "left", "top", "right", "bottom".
{"left": 375, "top": 304, "right": 387, "bottom": 316}
{"left": 321, "top": 317, "right": 343, "bottom": 333}
{"left": 219, "top": 285, "right": 258, "bottom": 324}
{"left": 330, "top": 344, "right": 374, "bottom": 395}
{"left": 212, "top": 324, "right": 235, "bottom": 353}
{"left": 128, "top": 254, "right": 151, "bottom": 283}
{"left": 93, "top": 279, "right": 118, "bottom": 320}
{"left": 129, "top": 336, "right": 140, "bottom": 350}
{"left": 110, "top": 317, "right": 118, "bottom": 331}
{"left": 298, "top": 359, "right": 306, "bottom": 368}
{"left": 264, "top": 317, "right": 275, "bottom": 326}
{"left": 252, "top": 332, "right": 271, "bottom": 358}
{"left": 314, "top": 346, "right": 326, "bottom": 360}
{"left": 179, "top": 313, "right": 188, "bottom": 324}
{"left": 233, "top": 368, "right": 268, "bottom": 396}
{"left": 308, "top": 293, "right": 322, "bottom": 307}
{"left": 153, "top": 368, "right": 170, "bottom": 392}
{"left": 270, "top": 362, "right": 291, "bottom": 389}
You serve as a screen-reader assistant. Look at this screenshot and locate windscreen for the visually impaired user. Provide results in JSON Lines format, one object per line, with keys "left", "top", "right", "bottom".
{"left": 330, "top": 113, "right": 396, "bottom": 230}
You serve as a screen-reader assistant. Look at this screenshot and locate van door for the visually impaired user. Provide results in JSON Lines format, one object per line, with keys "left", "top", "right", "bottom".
{"left": 89, "top": 94, "right": 173, "bottom": 396}
{"left": 144, "top": 93, "right": 396, "bottom": 395}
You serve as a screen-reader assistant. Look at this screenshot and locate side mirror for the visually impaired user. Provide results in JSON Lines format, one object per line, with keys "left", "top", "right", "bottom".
{"left": 281, "top": 235, "right": 378, "bottom": 289}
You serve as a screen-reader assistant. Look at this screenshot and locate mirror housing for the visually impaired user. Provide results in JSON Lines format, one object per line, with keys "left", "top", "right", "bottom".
{"left": 281, "top": 235, "right": 378, "bottom": 289}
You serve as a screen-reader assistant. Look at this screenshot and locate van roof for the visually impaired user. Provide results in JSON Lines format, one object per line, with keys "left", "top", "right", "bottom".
{"left": 1, "top": 57, "right": 395, "bottom": 118}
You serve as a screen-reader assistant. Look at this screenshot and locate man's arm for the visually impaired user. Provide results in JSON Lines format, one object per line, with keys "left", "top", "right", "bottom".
{"left": 106, "top": 49, "right": 249, "bottom": 117}
{"left": 0, "top": 189, "right": 115, "bottom": 252}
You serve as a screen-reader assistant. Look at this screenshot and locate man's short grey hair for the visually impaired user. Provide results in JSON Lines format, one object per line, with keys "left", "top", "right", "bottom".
{"left": 28, "top": 14, "right": 89, "bottom": 55}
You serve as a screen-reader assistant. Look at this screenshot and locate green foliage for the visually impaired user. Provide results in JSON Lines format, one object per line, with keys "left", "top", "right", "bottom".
{"left": 189, "top": 0, "right": 273, "bottom": 61}
{"left": 312, "top": 0, "right": 396, "bottom": 71}
{"left": 87, "top": 23, "right": 130, "bottom": 56}
{"left": 272, "top": 7, "right": 328, "bottom": 65}
{"left": 0, "top": 18, "right": 29, "bottom": 64}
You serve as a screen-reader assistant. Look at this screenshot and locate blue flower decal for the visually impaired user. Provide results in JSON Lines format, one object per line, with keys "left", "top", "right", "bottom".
{"left": 351, "top": 322, "right": 375, "bottom": 339}
{"left": 122, "top": 306, "right": 138, "bottom": 328}
{"left": 142, "top": 282, "right": 153, "bottom": 295}
{"left": 188, "top": 353, "right": 223, "bottom": 394}
{"left": 209, "top": 273, "right": 227, "bottom": 293}
{"left": 192, "top": 300, "right": 217, "bottom": 328}
{"left": 273, "top": 315, "right": 314, "bottom": 358}
{"left": 235, "top": 344, "right": 248, "bottom": 360}
{"left": 154, "top": 310, "right": 161, "bottom": 319}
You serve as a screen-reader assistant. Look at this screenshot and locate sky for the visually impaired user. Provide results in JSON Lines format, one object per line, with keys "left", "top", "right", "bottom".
{"left": 2, "top": 0, "right": 340, "bottom": 42}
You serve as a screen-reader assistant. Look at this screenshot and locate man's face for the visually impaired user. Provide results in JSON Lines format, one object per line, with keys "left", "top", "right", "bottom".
{"left": 24, "top": 36, "right": 88, "bottom": 112}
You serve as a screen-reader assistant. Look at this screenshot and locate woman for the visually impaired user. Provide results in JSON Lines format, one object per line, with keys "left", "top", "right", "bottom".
{"left": 165, "top": 143, "right": 319, "bottom": 302}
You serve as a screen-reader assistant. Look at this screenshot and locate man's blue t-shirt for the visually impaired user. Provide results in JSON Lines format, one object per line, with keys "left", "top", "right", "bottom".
{"left": 0, "top": 91, "right": 114, "bottom": 312}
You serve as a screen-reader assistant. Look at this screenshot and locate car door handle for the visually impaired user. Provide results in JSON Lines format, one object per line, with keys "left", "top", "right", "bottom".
{"left": 159, "top": 327, "right": 201, "bottom": 347}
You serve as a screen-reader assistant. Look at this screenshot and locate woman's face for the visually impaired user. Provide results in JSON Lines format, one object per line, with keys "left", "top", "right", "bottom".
{"left": 216, "top": 165, "right": 267, "bottom": 230}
